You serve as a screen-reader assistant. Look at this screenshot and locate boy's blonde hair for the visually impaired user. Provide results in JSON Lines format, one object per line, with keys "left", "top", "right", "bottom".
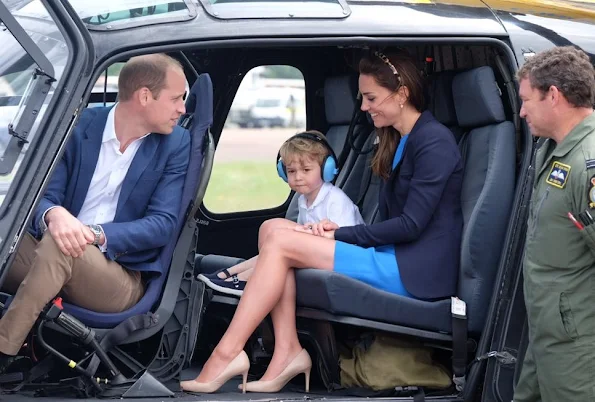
{"left": 279, "top": 130, "right": 330, "bottom": 167}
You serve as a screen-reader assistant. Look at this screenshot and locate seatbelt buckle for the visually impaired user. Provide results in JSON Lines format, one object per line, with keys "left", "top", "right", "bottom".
{"left": 450, "top": 297, "right": 468, "bottom": 392}
{"left": 43, "top": 297, "right": 64, "bottom": 320}
{"left": 451, "top": 297, "right": 467, "bottom": 319}
{"left": 452, "top": 374, "right": 466, "bottom": 392}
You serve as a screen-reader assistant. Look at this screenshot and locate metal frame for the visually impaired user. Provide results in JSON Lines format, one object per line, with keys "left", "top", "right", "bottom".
{"left": 0, "top": 2, "right": 54, "bottom": 75}
{"left": 0, "top": 1, "right": 57, "bottom": 175}
{"left": 198, "top": 0, "right": 351, "bottom": 20}
{"left": 84, "top": 0, "right": 197, "bottom": 31}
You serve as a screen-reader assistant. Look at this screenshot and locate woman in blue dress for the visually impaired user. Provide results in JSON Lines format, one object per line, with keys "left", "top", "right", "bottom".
{"left": 181, "top": 50, "right": 464, "bottom": 394}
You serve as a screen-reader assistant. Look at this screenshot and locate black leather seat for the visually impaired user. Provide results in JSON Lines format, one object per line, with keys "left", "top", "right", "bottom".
{"left": 428, "top": 71, "right": 464, "bottom": 142}
{"left": 294, "top": 66, "right": 516, "bottom": 337}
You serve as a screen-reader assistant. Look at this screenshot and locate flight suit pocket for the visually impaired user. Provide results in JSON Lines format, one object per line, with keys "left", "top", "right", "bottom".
{"left": 580, "top": 224, "right": 595, "bottom": 252}
{"left": 559, "top": 292, "right": 579, "bottom": 341}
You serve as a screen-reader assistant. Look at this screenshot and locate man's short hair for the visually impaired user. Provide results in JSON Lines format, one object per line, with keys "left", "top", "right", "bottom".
{"left": 279, "top": 130, "right": 330, "bottom": 167}
{"left": 118, "top": 53, "right": 183, "bottom": 102}
{"left": 517, "top": 46, "right": 595, "bottom": 108}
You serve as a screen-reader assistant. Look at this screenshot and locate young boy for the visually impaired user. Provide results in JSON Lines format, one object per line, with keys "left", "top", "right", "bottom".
{"left": 281, "top": 130, "right": 364, "bottom": 228}
{"left": 198, "top": 130, "right": 363, "bottom": 296}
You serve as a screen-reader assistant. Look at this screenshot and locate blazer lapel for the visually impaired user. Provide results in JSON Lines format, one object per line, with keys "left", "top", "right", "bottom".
{"left": 117, "top": 134, "right": 160, "bottom": 211}
{"left": 71, "top": 108, "right": 110, "bottom": 215}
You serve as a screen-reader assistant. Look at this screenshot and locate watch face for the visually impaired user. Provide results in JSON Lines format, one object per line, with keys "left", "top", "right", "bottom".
{"left": 88, "top": 225, "right": 101, "bottom": 244}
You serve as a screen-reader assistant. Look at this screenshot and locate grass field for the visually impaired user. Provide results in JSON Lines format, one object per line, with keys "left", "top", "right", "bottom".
{"left": 203, "top": 161, "right": 291, "bottom": 214}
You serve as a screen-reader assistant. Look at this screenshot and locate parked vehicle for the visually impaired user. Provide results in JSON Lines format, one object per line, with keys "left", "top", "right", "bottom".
{"left": 248, "top": 89, "right": 305, "bottom": 128}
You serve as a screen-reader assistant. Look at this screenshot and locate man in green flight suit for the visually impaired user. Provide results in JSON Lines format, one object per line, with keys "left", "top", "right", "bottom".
{"left": 514, "top": 46, "right": 595, "bottom": 402}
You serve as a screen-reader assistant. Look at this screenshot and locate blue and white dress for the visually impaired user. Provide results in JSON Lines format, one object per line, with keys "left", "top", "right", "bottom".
{"left": 332, "top": 134, "right": 414, "bottom": 298}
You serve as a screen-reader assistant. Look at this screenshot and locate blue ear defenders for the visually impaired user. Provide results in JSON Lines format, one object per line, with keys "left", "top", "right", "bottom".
{"left": 276, "top": 132, "right": 339, "bottom": 183}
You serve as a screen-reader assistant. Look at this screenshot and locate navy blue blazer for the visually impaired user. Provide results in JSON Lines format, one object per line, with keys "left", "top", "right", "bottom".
{"left": 335, "top": 111, "right": 463, "bottom": 300}
{"left": 29, "top": 107, "right": 190, "bottom": 276}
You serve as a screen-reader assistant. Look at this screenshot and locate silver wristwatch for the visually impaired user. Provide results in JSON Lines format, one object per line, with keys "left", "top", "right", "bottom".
{"left": 87, "top": 224, "right": 102, "bottom": 246}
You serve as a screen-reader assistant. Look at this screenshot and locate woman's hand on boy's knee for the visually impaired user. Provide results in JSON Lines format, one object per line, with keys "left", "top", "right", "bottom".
{"left": 294, "top": 219, "right": 338, "bottom": 239}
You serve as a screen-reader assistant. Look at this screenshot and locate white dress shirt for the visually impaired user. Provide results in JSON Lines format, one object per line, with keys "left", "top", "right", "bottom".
{"left": 76, "top": 104, "right": 149, "bottom": 226}
{"left": 297, "top": 182, "right": 365, "bottom": 227}
{"left": 43, "top": 104, "right": 149, "bottom": 251}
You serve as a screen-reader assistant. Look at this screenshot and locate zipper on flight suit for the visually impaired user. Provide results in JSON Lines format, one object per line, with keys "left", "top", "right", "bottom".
{"left": 529, "top": 187, "right": 550, "bottom": 241}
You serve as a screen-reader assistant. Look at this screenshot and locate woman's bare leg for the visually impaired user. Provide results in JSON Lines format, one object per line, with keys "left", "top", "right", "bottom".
{"left": 258, "top": 218, "right": 302, "bottom": 250}
{"left": 261, "top": 269, "right": 302, "bottom": 380}
{"left": 193, "top": 229, "right": 335, "bottom": 383}
{"left": 214, "top": 218, "right": 302, "bottom": 279}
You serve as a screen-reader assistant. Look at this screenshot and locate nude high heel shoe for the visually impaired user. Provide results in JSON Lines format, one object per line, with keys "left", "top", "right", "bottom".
{"left": 240, "top": 349, "right": 312, "bottom": 393}
{"left": 181, "top": 350, "right": 250, "bottom": 394}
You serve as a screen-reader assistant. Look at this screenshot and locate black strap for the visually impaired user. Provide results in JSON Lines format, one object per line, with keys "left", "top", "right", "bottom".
{"left": 0, "top": 354, "right": 57, "bottom": 393}
{"left": 86, "top": 314, "right": 157, "bottom": 377}
{"left": 458, "top": 131, "right": 470, "bottom": 169}
{"left": 356, "top": 148, "right": 376, "bottom": 209}
{"left": 451, "top": 309, "right": 468, "bottom": 392}
{"left": 413, "top": 387, "right": 426, "bottom": 402}
{"left": 325, "top": 384, "right": 425, "bottom": 400}
{"left": 336, "top": 95, "right": 363, "bottom": 174}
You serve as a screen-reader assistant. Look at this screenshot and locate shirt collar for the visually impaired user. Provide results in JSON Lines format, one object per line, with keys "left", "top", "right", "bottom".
{"left": 102, "top": 103, "right": 118, "bottom": 144}
{"left": 298, "top": 182, "right": 333, "bottom": 210}
{"left": 103, "top": 102, "right": 152, "bottom": 144}
{"left": 552, "top": 111, "right": 595, "bottom": 158}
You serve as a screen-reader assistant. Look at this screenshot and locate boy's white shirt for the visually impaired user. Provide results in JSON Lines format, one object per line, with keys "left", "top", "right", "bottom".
{"left": 297, "top": 182, "right": 365, "bottom": 227}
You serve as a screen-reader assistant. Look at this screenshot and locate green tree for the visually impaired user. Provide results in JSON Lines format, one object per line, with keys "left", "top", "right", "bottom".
{"left": 107, "top": 63, "right": 125, "bottom": 76}
{"left": 261, "top": 65, "right": 303, "bottom": 79}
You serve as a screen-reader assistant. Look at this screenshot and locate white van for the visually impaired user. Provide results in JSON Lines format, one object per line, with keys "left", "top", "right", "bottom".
{"left": 248, "top": 89, "right": 305, "bottom": 128}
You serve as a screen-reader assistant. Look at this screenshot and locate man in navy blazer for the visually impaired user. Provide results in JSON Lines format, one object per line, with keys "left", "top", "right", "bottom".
{"left": 0, "top": 54, "right": 190, "bottom": 358}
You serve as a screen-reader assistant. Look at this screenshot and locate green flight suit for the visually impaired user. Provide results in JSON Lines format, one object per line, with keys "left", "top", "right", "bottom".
{"left": 514, "top": 113, "right": 595, "bottom": 402}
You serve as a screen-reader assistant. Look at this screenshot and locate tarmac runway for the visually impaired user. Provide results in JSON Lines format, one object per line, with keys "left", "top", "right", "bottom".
{"left": 213, "top": 127, "right": 304, "bottom": 162}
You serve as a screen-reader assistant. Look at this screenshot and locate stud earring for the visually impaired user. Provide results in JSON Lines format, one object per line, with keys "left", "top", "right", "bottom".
{"left": 400, "top": 104, "right": 404, "bottom": 108}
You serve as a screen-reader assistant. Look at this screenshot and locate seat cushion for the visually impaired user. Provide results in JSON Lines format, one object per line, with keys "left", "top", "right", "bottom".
{"left": 295, "top": 269, "right": 452, "bottom": 333}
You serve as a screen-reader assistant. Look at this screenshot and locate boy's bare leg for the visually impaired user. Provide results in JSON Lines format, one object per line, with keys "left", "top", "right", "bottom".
{"left": 213, "top": 256, "right": 257, "bottom": 279}
{"left": 229, "top": 263, "right": 255, "bottom": 281}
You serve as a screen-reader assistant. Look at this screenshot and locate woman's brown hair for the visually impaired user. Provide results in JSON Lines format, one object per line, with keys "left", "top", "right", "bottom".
{"left": 359, "top": 50, "right": 425, "bottom": 179}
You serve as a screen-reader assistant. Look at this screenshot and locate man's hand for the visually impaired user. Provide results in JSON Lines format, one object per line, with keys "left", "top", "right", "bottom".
{"left": 45, "top": 207, "right": 95, "bottom": 257}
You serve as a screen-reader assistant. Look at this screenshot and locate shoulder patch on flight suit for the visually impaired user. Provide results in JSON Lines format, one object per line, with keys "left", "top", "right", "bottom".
{"left": 588, "top": 175, "right": 595, "bottom": 209}
{"left": 546, "top": 161, "right": 571, "bottom": 189}
{"left": 586, "top": 159, "right": 595, "bottom": 170}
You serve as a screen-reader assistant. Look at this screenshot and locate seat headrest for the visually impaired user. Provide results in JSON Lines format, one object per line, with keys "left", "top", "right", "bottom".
{"left": 324, "top": 75, "right": 358, "bottom": 125}
{"left": 186, "top": 73, "right": 214, "bottom": 131}
{"left": 429, "top": 71, "right": 458, "bottom": 127}
{"left": 452, "top": 66, "right": 506, "bottom": 128}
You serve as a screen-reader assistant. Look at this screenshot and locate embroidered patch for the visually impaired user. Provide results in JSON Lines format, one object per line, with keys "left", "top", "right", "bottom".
{"left": 546, "top": 161, "right": 571, "bottom": 189}
{"left": 588, "top": 176, "right": 595, "bottom": 209}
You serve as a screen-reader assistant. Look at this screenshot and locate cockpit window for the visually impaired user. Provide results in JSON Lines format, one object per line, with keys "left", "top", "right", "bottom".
{"left": 0, "top": 0, "right": 68, "bottom": 210}
{"left": 199, "top": 0, "right": 350, "bottom": 19}
{"left": 66, "top": 0, "right": 197, "bottom": 30}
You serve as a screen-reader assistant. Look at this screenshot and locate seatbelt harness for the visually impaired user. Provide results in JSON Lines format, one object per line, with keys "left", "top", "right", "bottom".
{"left": 335, "top": 92, "right": 363, "bottom": 177}
{"left": 451, "top": 296, "right": 467, "bottom": 392}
